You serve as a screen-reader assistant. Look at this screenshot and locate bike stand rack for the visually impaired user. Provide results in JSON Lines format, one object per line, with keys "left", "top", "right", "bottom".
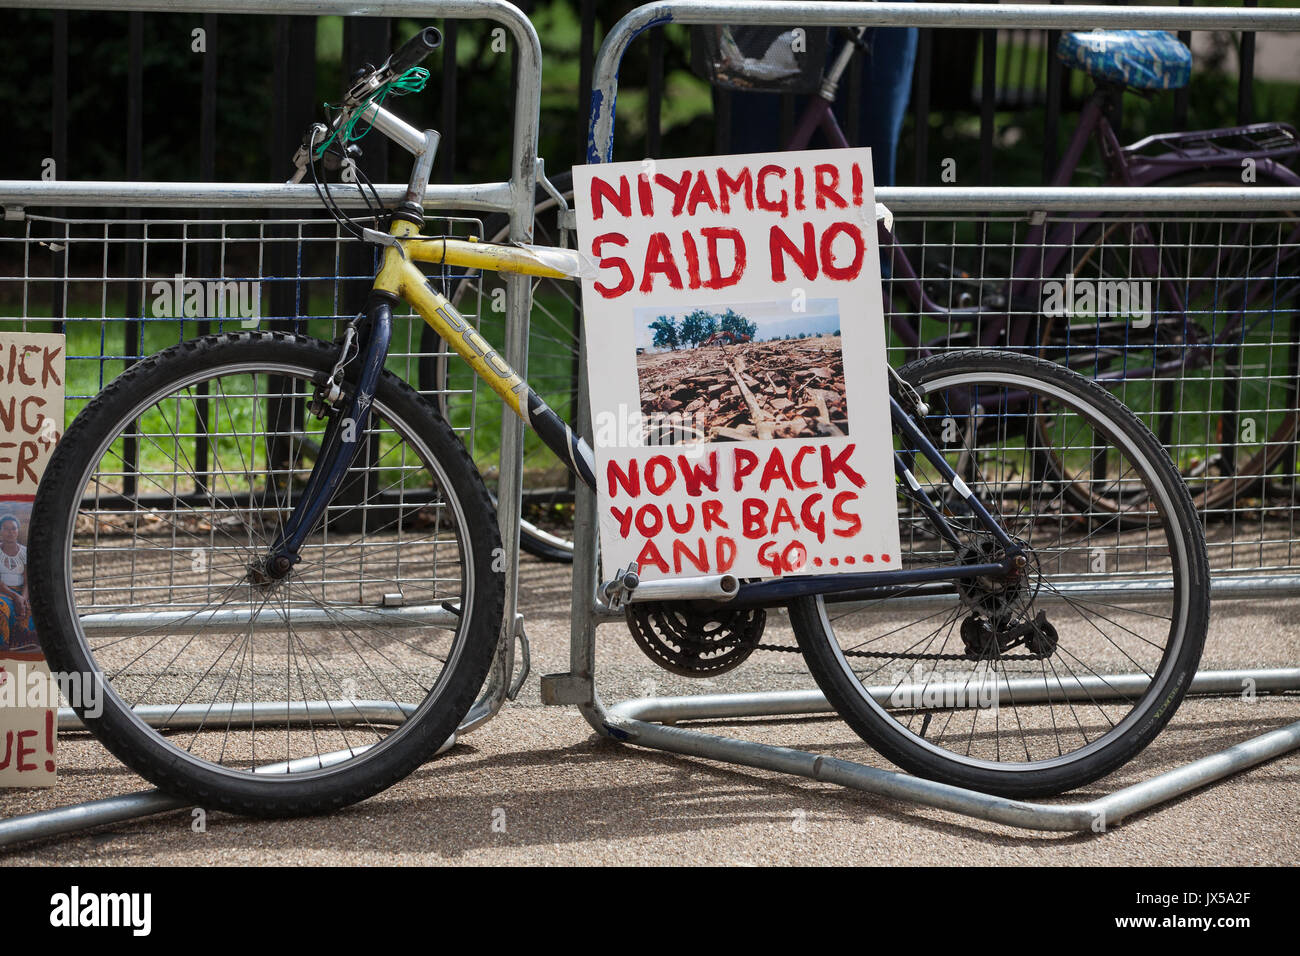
{"left": 596, "top": 681, "right": 1300, "bottom": 833}
{"left": 0, "top": 703, "right": 459, "bottom": 846}
{"left": 553, "top": 493, "right": 1300, "bottom": 832}
{"left": 551, "top": 0, "right": 1300, "bottom": 837}
{"left": 532, "top": 346, "right": 1300, "bottom": 835}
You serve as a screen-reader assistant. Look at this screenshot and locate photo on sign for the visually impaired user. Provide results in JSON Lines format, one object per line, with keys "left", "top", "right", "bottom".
{"left": 634, "top": 297, "right": 848, "bottom": 444}
{"left": 0, "top": 498, "right": 35, "bottom": 653}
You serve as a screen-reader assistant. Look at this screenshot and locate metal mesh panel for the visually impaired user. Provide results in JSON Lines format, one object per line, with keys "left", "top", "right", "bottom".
{"left": 883, "top": 209, "right": 1300, "bottom": 576}
{"left": 0, "top": 210, "right": 483, "bottom": 425}
{"left": 4, "top": 205, "right": 1300, "bottom": 582}
{"left": 0, "top": 211, "right": 488, "bottom": 622}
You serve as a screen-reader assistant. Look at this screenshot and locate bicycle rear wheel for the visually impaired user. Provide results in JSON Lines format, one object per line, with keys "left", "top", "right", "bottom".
{"left": 791, "top": 351, "right": 1209, "bottom": 798}
{"left": 30, "top": 332, "right": 503, "bottom": 817}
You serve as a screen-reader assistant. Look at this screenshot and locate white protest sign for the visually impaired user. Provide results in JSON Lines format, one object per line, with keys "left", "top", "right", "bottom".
{"left": 0, "top": 331, "right": 64, "bottom": 787}
{"left": 573, "top": 149, "right": 900, "bottom": 580}
{"left": 0, "top": 653, "right": 58, "bottom": 786}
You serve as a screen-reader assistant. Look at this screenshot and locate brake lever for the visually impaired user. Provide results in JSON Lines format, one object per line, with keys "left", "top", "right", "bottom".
{"left": 344, "top": 66, "right": 390, "bottom": 109}
{"left": 360, "top": 228, "right": 406, "bottom": 258}
{"left": 286, "top": 122, "right": 329, "bottom": 186}
{"left": 287, "top": 146, "right": 310, "bottom": 185}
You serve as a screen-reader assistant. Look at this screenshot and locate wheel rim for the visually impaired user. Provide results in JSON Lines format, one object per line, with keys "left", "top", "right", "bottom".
{"left": 60, "top": 358, "right": 478, "bottom": 784}
{"left": 816, "top": 367, "right": 1191, "bottom": 774}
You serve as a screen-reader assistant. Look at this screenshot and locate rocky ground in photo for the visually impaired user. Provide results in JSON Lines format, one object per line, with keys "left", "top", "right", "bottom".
{"left": 635, "top": 335, "right": 850, "bottom": 442}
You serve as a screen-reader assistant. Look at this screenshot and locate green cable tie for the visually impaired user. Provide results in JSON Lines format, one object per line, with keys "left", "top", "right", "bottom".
{"left": 313, "top": 67, "right": 430, "bottom": 160}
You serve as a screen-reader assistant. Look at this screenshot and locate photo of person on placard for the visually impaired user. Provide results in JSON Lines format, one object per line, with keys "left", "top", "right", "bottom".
{"left": 0, "top": 510, "right": 36, "bottom": 652}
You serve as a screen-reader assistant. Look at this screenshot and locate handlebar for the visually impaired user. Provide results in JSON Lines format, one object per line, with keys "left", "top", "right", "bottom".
{"left": 288, "top": 27, "right": 442, "bottom": 187}
{"left": 386, "top": 27, "right": 442, "bottom": 77}
{"left": 341, "top": 26, "right": 441, "bottom": 109}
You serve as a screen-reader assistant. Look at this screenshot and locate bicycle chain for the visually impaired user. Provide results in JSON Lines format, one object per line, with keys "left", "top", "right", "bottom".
{"left": 753, "top": 642, "right": 1040, "bottom": 661}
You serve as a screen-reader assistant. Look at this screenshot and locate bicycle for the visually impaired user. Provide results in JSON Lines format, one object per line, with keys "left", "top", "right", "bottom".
{"left": 447, "top": 27, "right": 1300, "bottom": 552}
{"left": 30, "top": 27, "right": 1210, "bottom": 817}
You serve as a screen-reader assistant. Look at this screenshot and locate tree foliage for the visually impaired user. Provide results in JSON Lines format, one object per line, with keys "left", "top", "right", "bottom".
{"left": 676, "top": 308, "right": 718, "bottom": 348}
{"left": 649, "top": 315, "right": 679, "bottom": 350}
{"left": 717, "top": 308, "right": 758, "bottom": 341}
{"left": 649, "top": 307, "right": 768, "bottom": 349}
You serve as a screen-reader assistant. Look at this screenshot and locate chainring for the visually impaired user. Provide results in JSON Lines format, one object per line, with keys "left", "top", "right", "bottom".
{"left": 625, "top": 602, "right": 767, "bottom": 677}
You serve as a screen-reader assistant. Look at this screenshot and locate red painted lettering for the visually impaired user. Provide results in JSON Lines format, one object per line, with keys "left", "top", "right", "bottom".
{"left": 591, "top": 175, "right": 631, "bottom": 219}
{"left": 769, "top": 223, "right": 818, "bottom": 282}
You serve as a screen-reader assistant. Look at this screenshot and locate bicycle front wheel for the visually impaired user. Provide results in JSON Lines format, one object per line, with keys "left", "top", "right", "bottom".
{"left": 790, "top": 351, "right": 1209, "bottom": 798}
{"left": 30, "top": 332, "right": 504, "bottom": 817}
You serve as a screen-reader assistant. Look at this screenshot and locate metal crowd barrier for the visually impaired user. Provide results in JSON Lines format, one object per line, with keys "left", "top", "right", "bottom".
{"left": 0, "top": 0, "right": 544, "bottom": 847}
{"left": 1, "top": 1, "right": 1299, "bottom": 847}
{"left": 554, "top": 0, "right": 1300, "bottom": 835}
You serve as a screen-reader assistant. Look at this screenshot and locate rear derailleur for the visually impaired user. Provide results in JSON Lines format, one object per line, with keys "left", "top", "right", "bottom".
{"left": 960, "top": 610, "right": 1058, "bottom": 661}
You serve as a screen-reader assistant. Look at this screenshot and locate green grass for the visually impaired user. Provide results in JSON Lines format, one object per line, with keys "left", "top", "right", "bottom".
{"left": 3, "top": 294, "right": 432, "bottom": 480}
{"left": 436, "top": 284, "right": 579, "bottom": 486}
{"left": 5, "top": 281, "right": 579, "bottom": 486}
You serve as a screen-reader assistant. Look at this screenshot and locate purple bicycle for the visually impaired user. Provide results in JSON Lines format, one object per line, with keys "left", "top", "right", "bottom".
{"left": 424, "top": 27, "right": 1300, "bottom": 553}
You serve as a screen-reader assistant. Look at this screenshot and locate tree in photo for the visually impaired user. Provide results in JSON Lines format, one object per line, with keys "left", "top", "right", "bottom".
{"left": 718, "top": 308, "right": 758, "bottom": 341}
{"left": 679, "top": 309, "right": 719, "bottom": 348}
{"left": 649, "top": 315, "right": 680, "bottom": 351}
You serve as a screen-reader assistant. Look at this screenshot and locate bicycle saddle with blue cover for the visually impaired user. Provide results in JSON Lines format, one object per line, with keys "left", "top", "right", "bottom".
{"left": 1056, "top": 30, "right": 1192, "bottom": 91}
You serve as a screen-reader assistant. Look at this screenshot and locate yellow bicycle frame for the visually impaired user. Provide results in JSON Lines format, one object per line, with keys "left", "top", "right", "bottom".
{"left": 372, "top": 218, "right": 572, "bottom": 418}
{"left": 370, "top": 217, "right": 595, "bottom": 486}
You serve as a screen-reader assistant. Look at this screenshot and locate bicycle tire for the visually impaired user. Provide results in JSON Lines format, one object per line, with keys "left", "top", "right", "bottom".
{"left": 790, "top": 350, "right": 1209, "bottom": 798}
{"left": 30, "top": 332, "right": 504, "bottom": 817}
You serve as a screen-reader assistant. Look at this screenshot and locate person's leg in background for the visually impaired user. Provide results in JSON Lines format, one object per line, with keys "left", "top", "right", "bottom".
{"left": 845, "top": 25, "right": 919, "bottom": 187}
{"left": 721, "top": 26, "right": 919, "bottom": 187}
{"left": 723, "top": 88, "right": 785, "bottom": 154}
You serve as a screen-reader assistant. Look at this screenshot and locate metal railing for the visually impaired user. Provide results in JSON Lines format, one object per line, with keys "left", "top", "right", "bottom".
{"left": 4, "top": 2, "right": 1282, "bottom": 193}
{"left": 587, "top": 2, "right": 1300, "bottom": 165}
{"left": 0, "top": 0, "right": 550, "bottom": 735}
{"left": 0, "top": 0, "right": 1297, "bottom": 845}
{"left": 547, "top": 0, "right": 1300, "bottom": 837}
{"left": 585, "top": 1, "right": 1300, "bottom": 588}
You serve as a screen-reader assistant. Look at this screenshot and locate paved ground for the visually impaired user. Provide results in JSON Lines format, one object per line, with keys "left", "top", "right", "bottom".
{"left": 1, "top": 554, "right": 1297, "bottom": 865}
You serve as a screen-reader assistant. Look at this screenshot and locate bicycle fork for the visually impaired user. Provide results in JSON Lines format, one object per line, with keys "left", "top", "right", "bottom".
{"left": 257, "top": 292, "right": 394, "bottom": 581}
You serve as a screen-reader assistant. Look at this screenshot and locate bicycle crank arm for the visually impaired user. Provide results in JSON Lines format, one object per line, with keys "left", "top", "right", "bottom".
{"left": 261, "top": 294, "right": 394, "bottom": 577}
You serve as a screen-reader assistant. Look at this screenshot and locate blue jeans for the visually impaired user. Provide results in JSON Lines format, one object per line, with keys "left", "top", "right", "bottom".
{"left": 725, "top": 24, "right": 919, "bottom": 187}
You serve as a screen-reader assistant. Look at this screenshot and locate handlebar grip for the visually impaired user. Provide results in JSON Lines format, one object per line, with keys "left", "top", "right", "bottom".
{"left": 387, "top": 27, "right": 442, "bottom": 76}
